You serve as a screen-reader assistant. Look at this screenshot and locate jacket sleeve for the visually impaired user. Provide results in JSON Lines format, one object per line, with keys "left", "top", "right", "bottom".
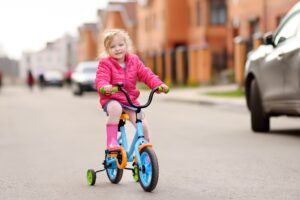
{"left": 136, "top": 57, "right": 163, "bottom": 89}
{"left": 95, "top": 60, "right": 111, "bottom": 91}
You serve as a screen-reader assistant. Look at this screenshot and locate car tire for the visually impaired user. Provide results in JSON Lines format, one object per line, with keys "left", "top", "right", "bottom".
{"left": 250, "top": 79, "right": 270, "bottom": 132}
{"left": 72, "top": 83, "right": 83, "bottom": 96}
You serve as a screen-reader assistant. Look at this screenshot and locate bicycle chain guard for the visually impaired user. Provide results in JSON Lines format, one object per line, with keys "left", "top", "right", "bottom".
{"left": 107, "top": 147, "right": 127, "bottom": 169}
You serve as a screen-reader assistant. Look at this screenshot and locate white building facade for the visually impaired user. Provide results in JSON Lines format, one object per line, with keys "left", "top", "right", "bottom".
{"left": 19, "top": 34, "right": 78, "bottom": 79}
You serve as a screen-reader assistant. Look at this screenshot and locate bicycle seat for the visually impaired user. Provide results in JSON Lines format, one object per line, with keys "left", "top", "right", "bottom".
{"left": 120, "top": 113, "right": 129, "bottom": 120}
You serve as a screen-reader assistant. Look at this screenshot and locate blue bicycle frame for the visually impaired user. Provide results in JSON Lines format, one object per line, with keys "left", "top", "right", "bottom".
{"left": 105, "top": 112, "right": 148, "bottom": 168}
{"left": 120, "top": 117, "right": 148, "bottom": 166}
{"left": 105, "top": 83, "right": 162, "bottom": 169}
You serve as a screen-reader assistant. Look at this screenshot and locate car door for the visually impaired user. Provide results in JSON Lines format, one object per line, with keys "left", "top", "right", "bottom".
{"left": 284, "top": 13, "right": 300, "bottom": 107}
{"left": 273, "top": 12, "right": 300, "bottom": 107}
{"left": 262, "top": 11, "right": 300, "bottom": 108}
{"left": 260, "top": 40, "right": 285, "bottom": 103}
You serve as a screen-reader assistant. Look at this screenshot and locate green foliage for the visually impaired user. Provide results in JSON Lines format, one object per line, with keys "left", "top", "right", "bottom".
{"left": 205, "top": 88, "right": 245, "bottom": 97}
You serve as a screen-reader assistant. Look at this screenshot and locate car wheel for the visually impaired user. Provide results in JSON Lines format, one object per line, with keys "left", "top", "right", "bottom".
{"left": 250, "top": 79, "right": 270, "bottom": 132}
{"left": 72, "top": 83, "right": 83, "bottom": 96}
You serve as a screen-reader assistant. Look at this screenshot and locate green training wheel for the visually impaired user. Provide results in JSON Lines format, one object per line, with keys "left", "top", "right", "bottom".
{"left": 87, "top": 169, "right": 96, "bottom": 186}
{"left": 132, "top": 166, "right": 139, "bottom": 182}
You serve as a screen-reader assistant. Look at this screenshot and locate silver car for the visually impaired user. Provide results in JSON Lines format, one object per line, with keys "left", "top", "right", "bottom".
{"left": 244, "top": 2, "right": 300, "bottom": 132}
{"left": 71, "top": 61, "right": 98, "bottom": 96}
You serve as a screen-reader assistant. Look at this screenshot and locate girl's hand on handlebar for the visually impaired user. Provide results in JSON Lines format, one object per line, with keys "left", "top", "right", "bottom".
{"left": 100, "top": 85, "right": 113, "bottom": 95}
{"left": 157, "top": 84, "right": 169, "bottom": 94}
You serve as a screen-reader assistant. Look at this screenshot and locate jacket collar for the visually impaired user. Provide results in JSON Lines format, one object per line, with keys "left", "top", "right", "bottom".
{"left": 108, "top": 53, "right": 131, "bottom": 68}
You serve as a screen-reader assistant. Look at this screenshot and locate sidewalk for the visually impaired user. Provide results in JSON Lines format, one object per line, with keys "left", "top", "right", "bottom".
{"left": 159, "top": 84, "right": 246, "bottom": 107}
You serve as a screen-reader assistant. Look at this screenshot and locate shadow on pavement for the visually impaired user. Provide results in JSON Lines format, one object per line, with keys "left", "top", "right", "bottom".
{"left": 269, "top": 129, "right": 300, "bottom": 137}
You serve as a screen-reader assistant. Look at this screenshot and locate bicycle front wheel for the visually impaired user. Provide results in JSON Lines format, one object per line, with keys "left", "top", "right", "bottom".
{"left": 106, "top": 167, "right": 123, "bottom": 184}
{"left": 138, "top": 147, "right": 159, "bottom": 192}
{"left": 105, "top": 156, "right": 123, "bottom": 184}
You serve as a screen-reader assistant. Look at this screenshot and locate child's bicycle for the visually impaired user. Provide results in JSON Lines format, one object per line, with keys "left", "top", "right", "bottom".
{"left": 87, "top": 83, "right": 168, "bottom": 192}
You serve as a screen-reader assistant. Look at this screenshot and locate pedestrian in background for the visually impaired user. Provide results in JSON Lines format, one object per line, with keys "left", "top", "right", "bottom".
{"left": 26, "top": 69, "right": 35, "bottom": 90}
{"left": 38, "top": 72, "right": 45, "bottom": 89}
{"left": 95, "top": 29, "right": 169, "bottom": 151}
{"left": 64, "top": 69, "right": 72, "bottom": 86}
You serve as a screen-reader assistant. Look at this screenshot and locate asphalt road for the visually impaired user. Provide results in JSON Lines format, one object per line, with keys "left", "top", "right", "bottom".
{"left": 0, "top": 86, "right": 300, "bottom": 200}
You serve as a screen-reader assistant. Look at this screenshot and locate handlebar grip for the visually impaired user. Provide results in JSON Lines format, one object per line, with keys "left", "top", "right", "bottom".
{"left": 157, "top": 86, "right": 170, "bottom": 94}
{"left": 100, "top": 87, "right": 106, "bottom": 94}
{"left": 111, "top": 87, "right": 119, "bottom": 93}
{"left": 157, "top": 86, "right": 163, "bottom": 93}
{"left": 100, "top": 86, "right": 119, "bottom": 95}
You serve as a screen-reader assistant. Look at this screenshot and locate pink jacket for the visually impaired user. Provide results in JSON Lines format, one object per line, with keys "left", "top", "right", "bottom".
{"left": 95, "top": 53, "right": 164, "bottom": 107}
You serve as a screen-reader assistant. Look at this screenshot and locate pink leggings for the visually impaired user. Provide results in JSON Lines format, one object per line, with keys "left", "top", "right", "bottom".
{"left": 106, "top": 100, "right": 150, "bottom": 141}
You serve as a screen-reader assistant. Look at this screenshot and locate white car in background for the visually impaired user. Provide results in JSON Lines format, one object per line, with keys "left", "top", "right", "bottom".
{"left": 71, "top": 61, "right": 98, "bottom": 96}
{"left": 44, "top": 70, "right": 64, "bottom": 87}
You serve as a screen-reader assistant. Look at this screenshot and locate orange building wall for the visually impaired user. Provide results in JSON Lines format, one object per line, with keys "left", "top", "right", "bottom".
{"left": 78, "top": 30, "right": 98, "bottom": 62}
{"left": 137, "top": 0, "right": 190, "bottom": 53}
{"left": 137, "top": 0, "right": 166, "bottom": 53}
{"left": 98, "top": 9, "right": 137, "bottom": 55}
{"left": 106, "top": 12, "right": 127, "bottom": 29}
{"left": 187, "top": 0, "right": 206, "bottom": 45}
{"left": 265, "top": 0, "right": 299, "bottom": 31}
{"left": 207, "top": 26, "right": 227, "bottom": 52}
{"left": 187, "top": 0, "right": 227, "bottom": 72}
{"left": 227, "top": 0, "right": 298, "bottom": 68}
{"left": 228, "top": 0, "right": 298, "bottom": 41}
{"left": 165, "top": 0, "right": 189, "bottom": 48}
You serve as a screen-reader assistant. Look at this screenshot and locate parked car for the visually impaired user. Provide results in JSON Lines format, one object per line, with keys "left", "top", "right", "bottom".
{"left": 44, "top": 70, "right": 64, "bottom": 87}
{"left": 244, "top": 2, "right": 300, "bottom": 132}
{"left": 71, "top": 61, "right": 98, "bottom": 95}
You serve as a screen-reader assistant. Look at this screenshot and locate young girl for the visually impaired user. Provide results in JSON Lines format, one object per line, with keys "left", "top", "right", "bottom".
{"left": 95, "top": 29, "right": 169, "bottom": 151}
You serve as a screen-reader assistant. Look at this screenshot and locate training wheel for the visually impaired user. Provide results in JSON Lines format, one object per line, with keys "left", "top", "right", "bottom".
{"left": 132, "top": 166, "right": 139, "bottom": 182}
{"left": 87, "top": 169, "right": 96, "bottom": 186}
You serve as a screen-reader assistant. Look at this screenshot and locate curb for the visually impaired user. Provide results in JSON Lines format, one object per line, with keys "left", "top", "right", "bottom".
{"left": 164, "top": 95, "right": 246, "bottom": 107}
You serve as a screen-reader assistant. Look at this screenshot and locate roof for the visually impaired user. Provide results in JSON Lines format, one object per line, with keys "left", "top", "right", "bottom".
{"left": 98, "top": 1, "right": 137, "bottom": 27}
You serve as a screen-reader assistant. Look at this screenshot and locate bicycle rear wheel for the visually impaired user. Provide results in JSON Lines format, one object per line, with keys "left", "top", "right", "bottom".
{"left": 138, "top": 147, "right": 159, "bottom": 192}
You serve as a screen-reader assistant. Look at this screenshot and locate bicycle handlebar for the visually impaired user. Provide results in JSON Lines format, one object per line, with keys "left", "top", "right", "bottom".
{"left": 100, "top": 83, "right": 168, "bottom": 109}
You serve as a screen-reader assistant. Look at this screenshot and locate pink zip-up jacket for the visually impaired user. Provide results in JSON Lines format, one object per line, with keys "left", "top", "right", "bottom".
{"left": 95, "top": 53, "right": 164, "bottom": 107}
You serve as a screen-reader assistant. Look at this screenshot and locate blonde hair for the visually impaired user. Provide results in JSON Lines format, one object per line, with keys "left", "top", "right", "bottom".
{"left": 99, "top": 29, "right": 133, "bottom": 58}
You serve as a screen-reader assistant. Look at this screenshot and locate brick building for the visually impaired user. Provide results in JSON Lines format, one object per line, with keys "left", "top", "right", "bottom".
{"left": 93, "top": 0, "right": 298, "bottom": 85}
{"left": 78, "top": 23, "right": 99, "bottom": 62}
{"left": 227, "top": 0, "right": 299, "bottom": 67}
{"left": 136, "top": 0, "right": 227, "bottom": 84}
{"left": 97, "top": 0, "right": 137, "bottom": 54}
{"left": 137, "top": 0, "right": 189, "bottom": 53}
{"left": 187, "top": 0, "right": 228, "bottom": 72}
{"left": 137, "top": 0, "right": 298, "bottom": 82}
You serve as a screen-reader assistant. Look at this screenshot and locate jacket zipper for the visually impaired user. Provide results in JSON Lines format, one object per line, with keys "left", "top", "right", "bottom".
{"left": 123, "top": 65, "right": 127, "bottom": 89}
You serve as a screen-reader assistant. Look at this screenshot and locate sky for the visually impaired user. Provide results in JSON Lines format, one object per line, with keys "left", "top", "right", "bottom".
{"left": 0, "top": 0, "right": 108, "bottom": 59}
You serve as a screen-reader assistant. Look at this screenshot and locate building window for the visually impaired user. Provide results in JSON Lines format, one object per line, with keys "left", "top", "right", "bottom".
{"left": 196, "top": 0, "right": 201, "bottom": 26}
{"left": 210, "top": 0, "right": 227, "bottom": 25}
